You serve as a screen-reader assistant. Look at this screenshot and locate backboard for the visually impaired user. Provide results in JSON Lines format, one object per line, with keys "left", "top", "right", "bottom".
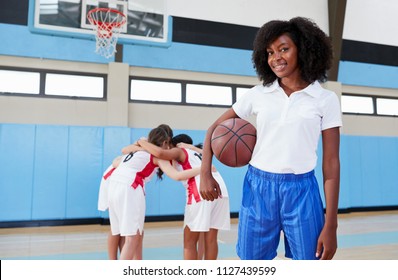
{"left": 28, "top": 0, "right": 171, "bottom": 46}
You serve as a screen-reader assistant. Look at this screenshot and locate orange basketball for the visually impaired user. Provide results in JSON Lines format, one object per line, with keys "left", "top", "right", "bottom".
{"left": 211, "top": 118, "right": 256, "bottom": 167}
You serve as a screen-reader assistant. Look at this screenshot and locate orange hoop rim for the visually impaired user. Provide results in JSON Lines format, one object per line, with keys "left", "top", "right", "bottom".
{"left": 87, "top": 7, "right": 127, "bottom": 28}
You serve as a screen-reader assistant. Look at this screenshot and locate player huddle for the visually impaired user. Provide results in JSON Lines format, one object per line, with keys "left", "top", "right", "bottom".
{"left": 98, "top": 124, "right": 231, "bottom": 260}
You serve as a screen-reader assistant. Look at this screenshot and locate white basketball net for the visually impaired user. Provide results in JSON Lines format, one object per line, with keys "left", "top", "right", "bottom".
{"left": 87, "top": 8, "right": 127, "bottom": 59}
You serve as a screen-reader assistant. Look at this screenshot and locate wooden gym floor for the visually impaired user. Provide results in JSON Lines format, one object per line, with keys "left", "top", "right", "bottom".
{"left": 1, "top": 210, "right": 397, "bottom": 260}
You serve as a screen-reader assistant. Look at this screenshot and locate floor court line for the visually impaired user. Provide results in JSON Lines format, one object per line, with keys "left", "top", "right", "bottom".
{"left": 1, "top": 211, "right": 397, "bottom": 260}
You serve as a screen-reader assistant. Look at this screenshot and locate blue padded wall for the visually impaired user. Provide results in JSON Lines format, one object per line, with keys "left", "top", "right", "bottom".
{"left": 31, "top": 125, "right": 69, "bottom": 220}
{"left": 66, "top": 126, "right": 104, "bottom": 219}
{"left": 1, "top": 124, "right": 398, "bottom": 224}
{"left": 377, "top": 137, "right": 398, "bottom": 205}
{"left": 0, "top": 124, "right": 36, "bottom": 221}
{"left": 339, "top": 135, "right": 398, "bottom": 209}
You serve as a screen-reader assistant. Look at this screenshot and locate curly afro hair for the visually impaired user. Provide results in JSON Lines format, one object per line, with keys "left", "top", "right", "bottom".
{"left": 252, "top": 17, "right": 333, "bottom": 86}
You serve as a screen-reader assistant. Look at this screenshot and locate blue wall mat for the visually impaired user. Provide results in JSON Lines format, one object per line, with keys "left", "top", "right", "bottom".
{"left": 378, "top": 137, "right": 398, "bottom": 205}
{"left": 343, "top": 136, "right": 364, "bottom": 208}
{"left": 66, "top": 126, "right": 104, "bottom": 218}
{"left": 130, "top": 127, "right": 151, "bottom": 142}
{"left": 0, "top": 124, "right": 36, "bottom": 221}
{"left": 102, "top": 126, "right": 131, "bottom": 169}
{"left": 146, "top": 176, "right": 186, "bottom": 216}
{"left": 157, "top": 177, "right": 187, "bottom": 216}
{"left": 339, "top": 135, "right": 354, "bottom": 209}
{"left": 31, "top": 125, "right": 69, "bottom": 220}
{"left": 359, "top": 137, "right": 383, "bottom": 207}
{"left": 338, "top": 61, "right": 398, "bottom": 89}
{"left": 1, "top": 124, "right": 398, "bottom": 224}
{"left": 145, "top": 179, "right": 161, "bottom": 216}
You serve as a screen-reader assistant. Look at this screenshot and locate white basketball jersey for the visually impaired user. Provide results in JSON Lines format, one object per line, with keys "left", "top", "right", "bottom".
{"left": 177, "top": 148, "right": 228, "bottom": 205}
{"left": 110, "top": 151, "right": 158, "bottom": 189}
{"left": 97, "top": 164, "right": 116, "bottom": 211}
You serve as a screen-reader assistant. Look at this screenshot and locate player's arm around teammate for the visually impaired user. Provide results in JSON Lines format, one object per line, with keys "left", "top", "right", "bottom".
{"left": 121, "top": 141, "right": 143, "bottom": 154}
{"left": 121, "top": 141, "right": 200, "bottom": 181}
{"left": 137, "top": 137, "right": 186, "bottom": 162}
{"left": 157, "top": 159, "right": 201, "bottom": 180}
{"left": 176, "top": 142, "right": 202, "bottom": 154}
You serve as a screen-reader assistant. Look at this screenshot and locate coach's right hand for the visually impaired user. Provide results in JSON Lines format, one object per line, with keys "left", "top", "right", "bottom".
{"left": 200, "top": 108, "right": 237, "bottom": 201}
{"left": 200, "top": 172, "right": 221, "bottom": 201}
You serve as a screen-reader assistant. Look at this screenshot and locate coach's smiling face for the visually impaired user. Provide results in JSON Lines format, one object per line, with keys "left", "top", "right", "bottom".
{"left": 266, "top": 34, "right": 300, "bottom": 81}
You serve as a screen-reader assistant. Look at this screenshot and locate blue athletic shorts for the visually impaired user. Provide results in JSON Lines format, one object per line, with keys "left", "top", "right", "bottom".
{"left": 236, "top": 165, "right": 325, "bottom": 260}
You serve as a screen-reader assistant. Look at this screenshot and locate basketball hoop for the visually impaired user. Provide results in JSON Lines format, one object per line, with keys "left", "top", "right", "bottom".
{"left": 87, "top": 8, "right": 127, "bottom": 59}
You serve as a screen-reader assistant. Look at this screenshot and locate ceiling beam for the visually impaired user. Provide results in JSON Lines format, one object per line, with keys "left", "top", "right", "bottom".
{"left": 328, "top": 0, "right": 347, "bottom": 81}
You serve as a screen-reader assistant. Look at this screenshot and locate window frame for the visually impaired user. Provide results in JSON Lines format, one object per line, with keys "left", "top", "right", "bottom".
{"left": 342, "top": 93, "right": 398, "bottom": 117}
{"left": 0, "top": 66, "right": 107, "bottom": 100}
{"left": 129, "top": 76, "right": 251, "bottom": 108}
{"left": 376, "top": 96, "right": 398, "bottom": 117}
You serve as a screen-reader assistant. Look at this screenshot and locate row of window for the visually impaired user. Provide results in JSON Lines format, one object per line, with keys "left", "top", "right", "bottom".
{"left": 130, "top": 78, "right": 249, "bottom": 106}
{"left": 0, "top": 69, "right": 106, "bottom": 98}
{"left": 342, "top": 94, "right": 398, "bottom": 116}
{"left": 1, "top": 68, "right": 398, "bottom": 116}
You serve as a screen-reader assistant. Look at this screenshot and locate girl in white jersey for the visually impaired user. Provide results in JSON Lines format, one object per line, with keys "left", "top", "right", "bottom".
{"left": 107, "top": 127, "right": 201, "bottom": 260}
{"left": 135, "top": 134, "right": 231, "bottom": 260}
{"left": 98, "top": 156, "right": 125, "bottom": 260}
{"left": 200, "top": 17, "right": 342, "bottom": 260}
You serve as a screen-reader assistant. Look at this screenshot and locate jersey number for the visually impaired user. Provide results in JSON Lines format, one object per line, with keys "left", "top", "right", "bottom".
{"left": 194, "top": 152, "right": 202, "bottom": 161}
{"left": 123, "top": 152, "right": 135, "bottom": 162}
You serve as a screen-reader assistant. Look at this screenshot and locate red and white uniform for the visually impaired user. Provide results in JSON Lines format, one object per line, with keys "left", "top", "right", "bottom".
{"left": 177, "top": 148, "right": 230, "bottom": 231}
{"left": 97, "top": 164, "right": 116, "bottom": 211}
{"left": 108, "top": 151, "right": 158, "bottom": 236}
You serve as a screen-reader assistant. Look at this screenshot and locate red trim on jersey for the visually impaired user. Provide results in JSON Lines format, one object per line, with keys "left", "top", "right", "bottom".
{"left": 179, "top": 148, "right": 201, "bottom": 205}
{"left": 103, "top": 167, "right": 116, "bottom": 180}
{"left": 131, "top": 155, "right": 158, "bottom": 194}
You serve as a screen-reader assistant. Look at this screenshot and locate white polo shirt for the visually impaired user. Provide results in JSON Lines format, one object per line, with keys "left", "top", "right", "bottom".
{"left": 233, "top": 80, "right": 342, "bottom": 174}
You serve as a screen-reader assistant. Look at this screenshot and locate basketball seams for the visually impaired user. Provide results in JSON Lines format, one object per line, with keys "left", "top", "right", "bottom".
{"left": 217, "top": 133, "right": 236, "bottom": 159}
{"left": 237, "top": 134, "right": 256, "bottom": 152}
{"left": 210, "top": 118, "right": 256, "bottom": 167}
{"left": 211, "top": 124, "right": 233, "bottom": 141}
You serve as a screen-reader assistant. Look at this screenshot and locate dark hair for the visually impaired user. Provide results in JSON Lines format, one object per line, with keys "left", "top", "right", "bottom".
{"left": 157, "top": 124, "right": 173, "bottom": 139}
{"left": 147, "top": 127, "right": 170, "bottom": 147}
{"left": 147, "top": 126, "right": 172, "bottom": 179}
{"left": 252, "top": 17, "right": 333, "bottom": 86}
{"left": 172, "top": 134, "right": 203, "bottom": 149}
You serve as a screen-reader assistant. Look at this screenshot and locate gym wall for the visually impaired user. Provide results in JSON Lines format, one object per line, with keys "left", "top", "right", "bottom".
{"left": 0, "top": 0, "right": 397, "bottom": 226}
